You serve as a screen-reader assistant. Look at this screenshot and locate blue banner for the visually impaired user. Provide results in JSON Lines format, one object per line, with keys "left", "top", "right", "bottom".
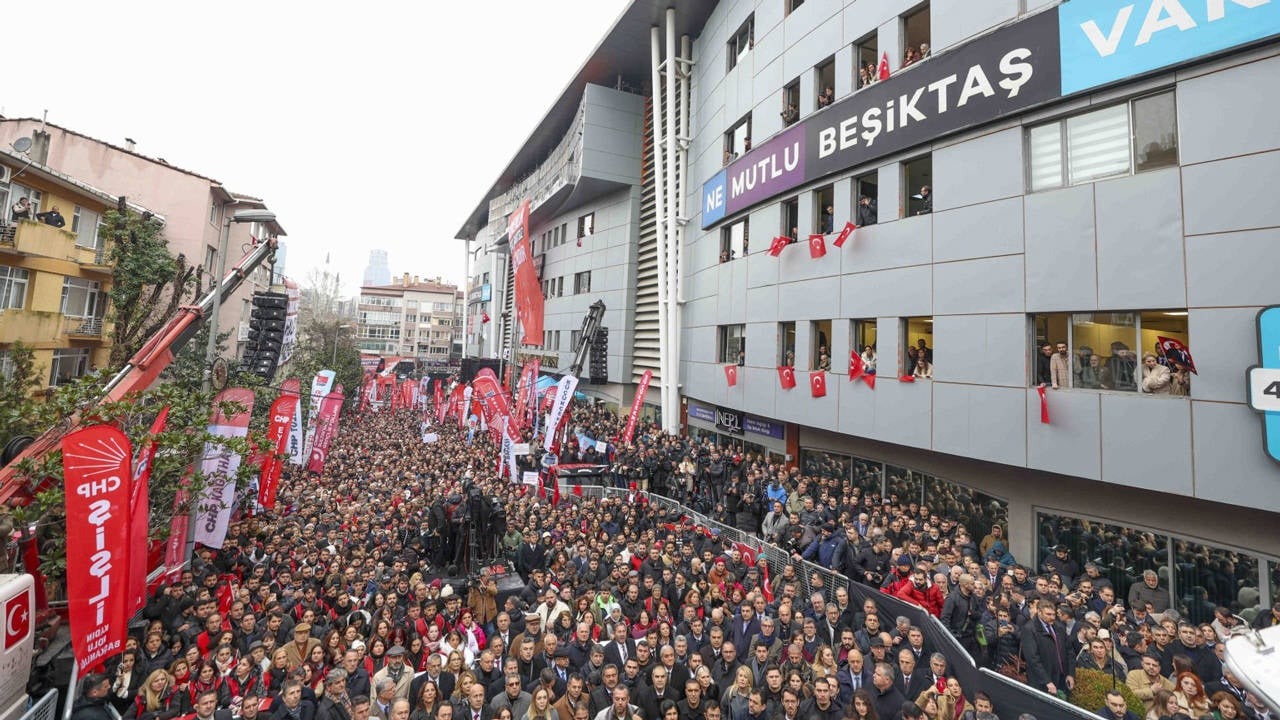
{"left": 1059, "top": 0, "right": 1280, "bottom": 94}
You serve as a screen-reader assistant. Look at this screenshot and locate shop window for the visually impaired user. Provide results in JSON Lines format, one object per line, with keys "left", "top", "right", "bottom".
{"left": 781, "top": 197, "right": 799, "bottom": 241}
{"left": 852, "top": 319, "right": 878, "bottom": 373}
{"left": 781, "top": 79, "right": 800, "bottom": 126}
{"left": 854, "top": 171, "right": 878, "bottom": 226}
{"left": 724, "top": 114, "right": 752, "bottom": 165}
{"left": 727, "top": 15, "right": 754, "bottom": 71}
{"left": 815, "top": 57, "right": 836, "bottom": 109}
{"left": 720, "top": 217, "right": 748, "bottom": 262}
{"left": 924, "top": 478, "right": 1009, "bottom": 552}
{"left": 719, "top": 324, "right": 746, "bottom": 364}
{"left": 810, "top": 320, "right": 833, "bottom": 371}
{"left": 903, "top": 155, "right": 933, "bottom": 216}
{"left": 778, "top": 321, "right": 796, "bottom": 367}
{"left": 852, "top": 457, "right": 885, "bottom": 498}
{"left": 800, "top": 448, "right": 851, "bottom": 482}
{"left": 886, "top": 465, "right": 924, "bottom": 506}
{"left": 813, "top": 185, "right": 834, "bottom": 234}
{"left": 901, "top": 3, "right": 931, "bottom": 68}
{"left": 901, "top": 317, "right": 933, "bottom": 377}
{"left": 1029, "top": 90, "right": 1178, "bottom": 192}
{"left": 854, "top": 32, "right": 879, "bottom": 89}
{"left": 1029, "top": 311, "right": 1189, "bottom": 394}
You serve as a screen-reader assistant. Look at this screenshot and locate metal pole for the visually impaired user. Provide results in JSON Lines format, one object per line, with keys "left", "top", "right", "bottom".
{"left": 462, "top": 237, "right": 471, "bottom": 360}
{"left": 649, "top": 23, "right": 669, "bottom": 432}
{"left": 664, "top": 8, "right": 679, "bottom": 434}
{"left": 203, "top": 217, "right": 232, "bottom": 392}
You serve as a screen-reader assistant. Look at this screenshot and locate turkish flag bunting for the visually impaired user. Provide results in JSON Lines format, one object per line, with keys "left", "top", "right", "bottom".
{"left": 808, "top": 234, "right": 827, "bottom": 259}
{"left": 810, "top": 371, "right": 828, "bottom": 397}
{"left": 849, "top": 351, "right": 865, "bottom": 381}
{"left": 879, "top": 51, "right": 891, "bottom": 80}
{"left": 572, "top": 484, "right": 583, "bottom": 497}
{"left": 833, "top": 221, "right": 857, "bottom": 248}
{"left": 899, "top": 374, "right": 916, "bottom": 382}
{"left": 724, "top": 364, "right": 738, "bottom": 387}
{"left": 768, "top": 236, "right": 790, "bottom": 257}
{"left": 777, "top": 365, "right": 797, "bottom": 389}
{"left": 1037, "top": 384, "right": 1051, "bottom": 424}
{"left": 862, "top": 373, "right": 876, "bottom": 390}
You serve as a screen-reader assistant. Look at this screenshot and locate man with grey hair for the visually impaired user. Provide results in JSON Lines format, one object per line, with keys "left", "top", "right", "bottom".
{"left": 317, "top": 670, "right": 351, "bottom": 720}
{"left": 1127, "top": 570, "right": 1170, "bottom": 614}
{"left": 870, "top": 662, "right": 904, "bottom": 720}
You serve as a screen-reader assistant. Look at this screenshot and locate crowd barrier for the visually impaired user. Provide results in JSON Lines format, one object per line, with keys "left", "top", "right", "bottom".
{"left": 573, "top": 483, "right": 1096, "bottom": 720}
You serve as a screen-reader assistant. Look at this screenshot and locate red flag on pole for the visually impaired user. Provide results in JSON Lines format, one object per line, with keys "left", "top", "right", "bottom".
{"left": 258, "top": 393, "right": 299, "bottom": 510}
{"left": 768, "top": 236, "right": 790, "bottom": 257}
{"left": 849, "top": 351, "right": 865, "bottom": 382}
{"left": 724, "top": 364, "right": 738, "bottom": 387}
{"left": 129, "top": 407, "right": 168, "bottom": 616}
{"left": 777, "top": 366, "right": 797, "bottom": 390}
{"left": 808, "top": 234, "right": 827, "bottom": 259}
{"left": 833, "top": 221, "right": 856, "bottom": 248}
{"left": 810, "top": 371, "right": 828, "bottom": 397}
{"left": 1037, "top": 384, "right": 1051, "bottom": 424}
{"left": 878, "top": 51, "right": 891, "bottom": 80}
{"left": 621, "top": 369, "right": 652, "bottom": 444}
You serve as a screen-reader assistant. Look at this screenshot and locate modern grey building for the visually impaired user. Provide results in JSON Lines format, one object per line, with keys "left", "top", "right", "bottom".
{"left": 460, "top": 0, "right": 1280, "bottom": 615}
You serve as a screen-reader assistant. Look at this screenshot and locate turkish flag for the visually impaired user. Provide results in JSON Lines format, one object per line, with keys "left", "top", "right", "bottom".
{"left": 1157, "top": 336, "right": 1197, "bottom": 373}
{"left": 724, "top": 364, "right": 738, "bottom": 387}
{"left": 1037, "top": 384, "right": 1051, "bottom": 424}
{"left": 777, "top": 366, "right": 797, "bottom": 389}
{"left": 878, "top": 51, "right": 891, "bottom": 80}
{"left": 810, "top": 371, "right": 828, "bottom": 397}
{"left": 768, "top": 235, "right": 790, "bottom": 257}
{"left": 899, "top": 374, "right": 916, "bottom": 383}
{"left": 862, "top": 373, "right": 876, "bottom": 390}
{"left": 808, "top": 234, "right": 827, "bottom": 259}
{"left": 3, "top": 590, "right": 30, "bottom": 650}
{"left": 849, "top": 351, "right": 865, "bottom": 381}
{"left": 482, "top": 312, "right": 491, "bottom": 324}
{"left": 833, "top": 221, "right": 856, "bottom": 248}
{"left": 572, "top": 484, "right": 583, "bottom": 497}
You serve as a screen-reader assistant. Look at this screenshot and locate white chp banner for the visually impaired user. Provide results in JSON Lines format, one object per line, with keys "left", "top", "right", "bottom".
{"left": 542, "top": 375, "right": 578, "bottom": 452}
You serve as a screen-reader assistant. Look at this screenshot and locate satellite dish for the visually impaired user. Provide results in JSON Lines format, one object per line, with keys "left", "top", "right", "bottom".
{"left": 11, "top": 137, "right": 32, "bottom": 153}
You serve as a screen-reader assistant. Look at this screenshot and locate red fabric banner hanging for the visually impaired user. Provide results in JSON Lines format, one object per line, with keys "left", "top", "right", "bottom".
{"left": 621, "top": 370, "right": 652, "bottom": 445}
{"left": 163, "top": 469, "right": 191, "bottom": 581}
{"left": 810, "top": 371, "right": 828, "bottom": 397}
{"left": 514, "top": 362, "right": 537, "bottom": 430}
{"left": 833, "top": 221, "right": 857, "bottom": 248}
{"left": 128, "top": 407, "right": 168, "bottom": 616}
{"left": 777, "top": 366, "right": 797, "bottom": 390}
{"left": 808, "top": 234, "right": 827, "bottom": 259}
{"left": 472, "top": 373, "right": 521, "bottom": 445}
{"left": 258, "top": 393, "right": 299, "bottom": 510}
{"left": 1037, "top": 385, "right": 1051, "bottom": 424}
{"left": 724, "top": 364, "right": 738, "bottom": 387}
{"left": 63, "top": 424, "right": 133, "bottom": 673}
{"left": 307, "top": 385, "right": 346, "bottom": 474}
{"left": 508, "top": 199, "right": 546, "bottom": 345}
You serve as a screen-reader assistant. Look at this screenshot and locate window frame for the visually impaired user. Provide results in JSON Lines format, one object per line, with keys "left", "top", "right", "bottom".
{"left": 726, "top": 15, "right": 755, "bottom": 72}
{"left": 718, "top": 324, "right": 747, "bottom": 365}
{"left": 778, "top": 321, "right": 797, "bottom": 367}
{"left": 49, "top": 347, "right": 91, "bottom": 387}
{"left": 0, "top": 264, "right": 30, "bottom": 310}
{"left": 577, "top": 213, "right": 594, "bottom": 239}
{"left": 720, "top": 217, "right": 749, "bottom": 262}
{"left": 573, "top": 270, "right": 592, "bottom": 295}
{"left": 1027, "top": 310, "right": 1189, "bottom": 394}
{"left": 902, "top": 154, "right": 933, "bottom": 217}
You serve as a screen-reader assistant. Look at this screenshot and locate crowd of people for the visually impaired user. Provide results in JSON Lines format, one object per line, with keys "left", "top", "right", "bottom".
{"left": 68, "top": 394, "right": 1274, "bottom": 720}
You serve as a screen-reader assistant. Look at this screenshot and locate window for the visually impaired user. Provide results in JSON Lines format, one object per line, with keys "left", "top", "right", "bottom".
{"left": 810, "top": 320, "right": 832, "bottom": 370}
{"left": 74, "top": 207, "right": 101, "bottom": 249}
{"left": 778, "top": 322, "right": 796, "bottom": 367}
{"left": 815, "top": 57, "right": 836, "bottom": 108}
{"left": 1029, "top": 91, "right": 1178, "bottom": 192}
{"left": 61, "top": 278, "right": 101, "bottom": 319}
{"left": 71, "top": 206, "right": 82, "bottom": 233}
{"left": 556, "top": 277, "right": 563, "bottom": 297}
{"left": 813, "top": 185, "right": 834, "bottom": 234}
{"left": 851, "top": 319, "right": 878, "bottom": 372}
{"left": 718, "top": 324, "right": 746, "bottom": 365}
{"left": 573, "top": 270, "right": 592, "bottom": 295}
{"left": 1030, "top": 311, "right": 1189, "bottom": 394}
{"left": 727, "top": 15, "right": 754, "bottom": 71}
{"left": 781, "top": 80, "right": 800, "bottom": 126}
{"left": 854, "top": 32, "right": 880, "bottom": 89}
{"left": 0, "top": 350, "right": 12, "bottom": 381}
{"left": 49, "top": 348, "right": 90, "bottom": 387}
{"left": 720, "top": 217, "right": 748, "bottom": 263}
{"left": 205, "top": 245, "right": 217, "bottom": 276}
{"left": 785, "top": 0, "right": 804, "bottom": 15}
{"left": 0, "top": 265, "right": 30, "bottom": 310}
{"left": 724, "top": 114, "right": 752, "bottom": 164}
{"left": 903, "top": 155, "right": 932, "bottom": 216}
{"left": 781, "top": 197, "right": 799, "bottom": 240}
{"left": 577, "top": 213, "right": 594, "bottom": 239}
{"left": 902, "top": 3, "right": 931, "bottom": 67}
{"left": 901, "top": 317, "right": 933, "bottom": 377}
{"left": 854, "top": 171, "right": 879, "bottom": 226}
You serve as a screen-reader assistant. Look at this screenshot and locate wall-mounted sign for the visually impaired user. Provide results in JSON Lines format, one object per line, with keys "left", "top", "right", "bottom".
{"left": 1246, "top": 306, "right": 1280, "bottom": 464}
{"left": 688, "top": 404, "right": 715, "bottom": 423}
{"left": 715, "top": 406, "right": 744, "bottom": 435}
{"left": 687, "top": 401, "right": 787, "bottom": 441}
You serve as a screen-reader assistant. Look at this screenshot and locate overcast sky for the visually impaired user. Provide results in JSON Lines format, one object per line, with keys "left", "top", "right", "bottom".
{"left": 2, "top": 0, "right": 630, "bottom": 296}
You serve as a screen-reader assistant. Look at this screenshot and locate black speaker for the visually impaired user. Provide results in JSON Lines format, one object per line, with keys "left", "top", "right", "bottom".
{"left": 459, "top": 357, "right": 502, "bottom": 384}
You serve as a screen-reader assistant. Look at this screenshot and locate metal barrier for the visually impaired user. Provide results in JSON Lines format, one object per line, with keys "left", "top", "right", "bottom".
{"left": 567, "top": 482, "right": 1097, "bottom": 720}
{"left": 18, "top": 690, "right": 58, "bottom": 720}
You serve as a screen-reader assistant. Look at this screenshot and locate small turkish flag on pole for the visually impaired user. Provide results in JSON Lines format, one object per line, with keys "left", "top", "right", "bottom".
{"left": 879, "top": 51, "right": 891, "bottom": 80}
{"left": 808, "top": 234, "right": 827, "bottom": 259}
{"left": 810, "top": 371, "right": 827, "bottom": 397}
{"left": 768, "top": 236, "right": 790, "bottom": 257}
{"left": 849, "top": 351, "right": 865, "bottom": 381}
{"left": 833, "top": 221, "right": 857, "bottom": 248}
{"left": 1037, "top": 384, "right": 1051, "bottom": 424}
{"left": 724, "top": 364, "right": 738, "bottom": 387}
{"left": 777, "top": 366, "right": 797, "bottom": 389}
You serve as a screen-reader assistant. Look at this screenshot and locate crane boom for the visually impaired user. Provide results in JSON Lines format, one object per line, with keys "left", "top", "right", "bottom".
{"left": 0, "top": 237, "right": 278, "bottom": 505}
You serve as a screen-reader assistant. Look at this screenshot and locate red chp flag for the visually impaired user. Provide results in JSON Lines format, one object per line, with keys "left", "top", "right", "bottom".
{"left": 128, "top": 407, "right": 168, "bottom": 616}
{"left": 879, "top": 51, "right": 891, "bottom": 80}
{"left": 1037, "top": 384, "right": 1051, "bottom": 424}
{"left": 472, "top": 371, "right": 521, "bottom": 444}
{"left": 768, "top": 236, "right": 790, "bottom": 257}
{"left": 724, "top": 364, "right": 738, "bottom": 387}
{"left": 306, "top": 385, "right": 346, "bottom": 474}
{"left": 258, "top": 393, "right": 299, "bottom": 510}
{"left": 810, "top": 371, "right": 828, "bottom": 397}
{"left": 808, "top": 234, "right": 827, "bottom": 259}
{"left": 62, "top": 424, "right": 133, "bottom": 673}
{"left": 508, "top": 199, "right": 546, "bottom": 345}
{"left": 778, "top": 366, "right": 797, "bottom": 389}
{"left": 621, "top": 370, "right": 652, "bottom": 444}
{"left": 514, "top": 362, "right": 537, "bottom": 429}
{"left": 834, "top": 221, "right": 856, "bottom": 248}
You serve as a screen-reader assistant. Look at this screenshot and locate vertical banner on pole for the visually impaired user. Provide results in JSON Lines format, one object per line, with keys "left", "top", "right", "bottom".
{"left": 193, "top": 388, "right": 255, "bottom": 549}
{"left": 128, "top": 407, "right": 168, "bottom": 616}
{"left": 258, "top": 392, "right": 300, "bottom": 510}
{"left": 282, "top": 378, "right": 304, "bottom": 465}
{"left": 620, "top": 370, "right": 652, "bottom": 445}
{"left": 543, "top": 375, "right": 579, "bottom": 452}
{"left": 307, "top": 385, "right": 347, "bottom": 474}
{"left": 507, "top": 199, "right": 545, "bottom": 345}
{"left": 305, "top": 370, "right": 336, "bottom": 453}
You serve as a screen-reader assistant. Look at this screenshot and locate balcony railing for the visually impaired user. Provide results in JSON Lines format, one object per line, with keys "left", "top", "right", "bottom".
{"left": 0, "top": 224, "right": 15, "bottom": 247}
{"left": 486, "top": 99, "right": 587, "bottom": 238}
{"left": 63, "top": 316, "right": 104, "bottom": 337}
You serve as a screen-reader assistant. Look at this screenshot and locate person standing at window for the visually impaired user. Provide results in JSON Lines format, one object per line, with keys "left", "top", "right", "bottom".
{"left": 1050, "top": 342, "right": 1071, "bottom": 390}
{"left": 1140, "top": 354, "right": 1173, "bottom": 394}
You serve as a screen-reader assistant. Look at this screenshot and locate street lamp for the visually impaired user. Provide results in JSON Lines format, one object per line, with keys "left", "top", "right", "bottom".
{"left": 204, "top": 208, "right": 278, "bottom": 392}
{"left": 332, "top": 323, "right": 354, "bottom": 365}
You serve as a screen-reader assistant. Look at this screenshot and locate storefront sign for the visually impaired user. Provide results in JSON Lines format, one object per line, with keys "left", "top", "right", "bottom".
{"left": 743, "top": 416, "right": 786, "bottom": 440}
{"left": 688, "top": 402, "right": 786, "bottom": 441}
{"left": 1247, "top": 305, "right": 1280, "bottom": 464}
{"left": 688, "top": 404, "right": 715, "bottom": 423}
{"left": 715, "top": 406, "right": 744, "bottom": 435}
{"left": 1059, "top": 0, "right": 1280, "bottom": 94}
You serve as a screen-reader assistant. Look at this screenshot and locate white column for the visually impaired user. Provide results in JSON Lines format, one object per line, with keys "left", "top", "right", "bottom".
{"left": 650, "top": 24, "right": 670, "bottom": 424}
{"left": 663, "top": 9, "right": 679, "bottom": 433}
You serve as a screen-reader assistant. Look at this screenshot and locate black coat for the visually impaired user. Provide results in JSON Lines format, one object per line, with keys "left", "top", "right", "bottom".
{"left": 1019, "top": 618, "right": 1075, "bottom": 692}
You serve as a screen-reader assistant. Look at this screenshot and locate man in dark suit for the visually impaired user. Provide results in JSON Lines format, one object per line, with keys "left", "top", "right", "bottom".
{"left": 317, "top": 672, "right": 352, "bottom": 720}
{"left": 835, "top": 650, "right": 873, "bottom": 708}
{"left": 870, "top": 663, "right": 905, "bottom": 720}
{"left": 635, "top": 665, "right": 679, "bottom": 720}
{"left": 271, "top": 682, "right": 316, "bottom": 720}
{"left": 729, "top": 603, "right": 761, "bottom": 652}
{"left": 895, "top": 648, "right": 931, "bottom": 701}
{"left": 604, "top": 622, "right": 637, "bottom": 669}
{"left": 1020, "top": 600, "right": 1076, "bottom": 697}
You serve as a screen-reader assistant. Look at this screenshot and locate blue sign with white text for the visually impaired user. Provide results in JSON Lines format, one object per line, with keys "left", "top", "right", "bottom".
{"left": 1059, "top": 0, "right": 1280, "bottom": 94}
{"left": 701, "top": 170, "right": 727, "bottom": 227}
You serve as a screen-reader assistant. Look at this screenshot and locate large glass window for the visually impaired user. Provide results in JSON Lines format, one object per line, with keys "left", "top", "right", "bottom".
{"left": 0, "top": 265, "right": 29, "bottom": 310}
{"left": 800, "top": 449, "right": 851, "bottom": 482}
{"left": 781, "top": 80, "right": 800, "bottom": 126}
{"left": 727, "top": 16, "right": 754, "bottom": 71}
{"left": 778, "top": 321, "right": 796, "bottom": 367}
{"left": 902, "top": 317, "right": 933, "bottom": 377}
{"left": 60, "top": 278, "right": 100, "bottom": 319}
{"left": 724, "top": 114, "right": 752, "bottom": 164}
{"left": 814, "top": 185, "right": 834, "bottom": 234}
{"left": 781, "top": 197, "right": 799, "bottom": 241}
{"left": 854, "top": 172, "right": 878, "bottom": 226}
{"left": 1029, "top": 91, "right": 1178, "bottom": 192}
{"left": 1030, "top": 311, "right": 1189, "bottom": 394}
{"left": 925, "top": 478, "right": 1008, "bottom": 550}
{"left": 1174, "top": 540, "right": 1258, "bottom": 624}
{"left": 854, "top": 32, "right": 879, "bottom": 89}
{"left": 721, "top": 217, "right": 748, "bottom": 262}
{"left": 577, "top": 213, "right": 594, "bottom": 239}
{"left": 886, "top": 465, "right": 923, "bottom": 506}
{"left": 902, "top": 3, "right": 932, "bottom": 67}
{"left": 49, "top": 348, "right": 90, "bottom": 387}
{"left": 815, "top": 57, "right": 835, "bottom": 109}
{"left": 852, "top": 319, "right": 878, "bottom": 374}
{"left": 719, "top": 324, "right": 746, "bottom": 365}
{"left": 904, "top": 155, "right": 933, "bottom": 216}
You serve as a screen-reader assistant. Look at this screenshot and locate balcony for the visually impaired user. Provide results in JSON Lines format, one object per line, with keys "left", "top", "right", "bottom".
{"left": 0, "top": 309, "right": 62, "bottom": 344}
{"left": 62, "top": 316, "right": 104, "bottom": 338}
{"left": 486, "top": 99, "right": 587, "bottom": 239}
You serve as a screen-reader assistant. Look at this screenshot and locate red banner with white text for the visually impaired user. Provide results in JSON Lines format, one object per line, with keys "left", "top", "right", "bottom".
{"left": 63, "top": 424, "right": 132, "bottom": 673}
{"left": 258, "top": 392, "right": 300, "bottom": 510}
{"left": 514, "top": 362, "right": 537, "bottom": 430}
{"left": 472, "top": 372, "right": 521, "bottom": 444}
{"left": 128, "top": 407, "right": 168, "bottom": 616}
{"left": 508, "top": 199, "right": 545, "bottom": 345}
{"left": 307, "top": 385, "right": 346, "bottom": 474}
{"left": 621, "top": 370, "right": 652, "bottom": 445}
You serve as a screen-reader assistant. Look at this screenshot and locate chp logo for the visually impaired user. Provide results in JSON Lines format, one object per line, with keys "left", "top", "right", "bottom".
{"left": 3, "top": 585, "right": 32, "bottom": 651}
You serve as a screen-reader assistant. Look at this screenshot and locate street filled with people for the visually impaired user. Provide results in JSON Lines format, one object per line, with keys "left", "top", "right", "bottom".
{"left": 72, "top": 399, "right": 1275, "bottom": 720}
